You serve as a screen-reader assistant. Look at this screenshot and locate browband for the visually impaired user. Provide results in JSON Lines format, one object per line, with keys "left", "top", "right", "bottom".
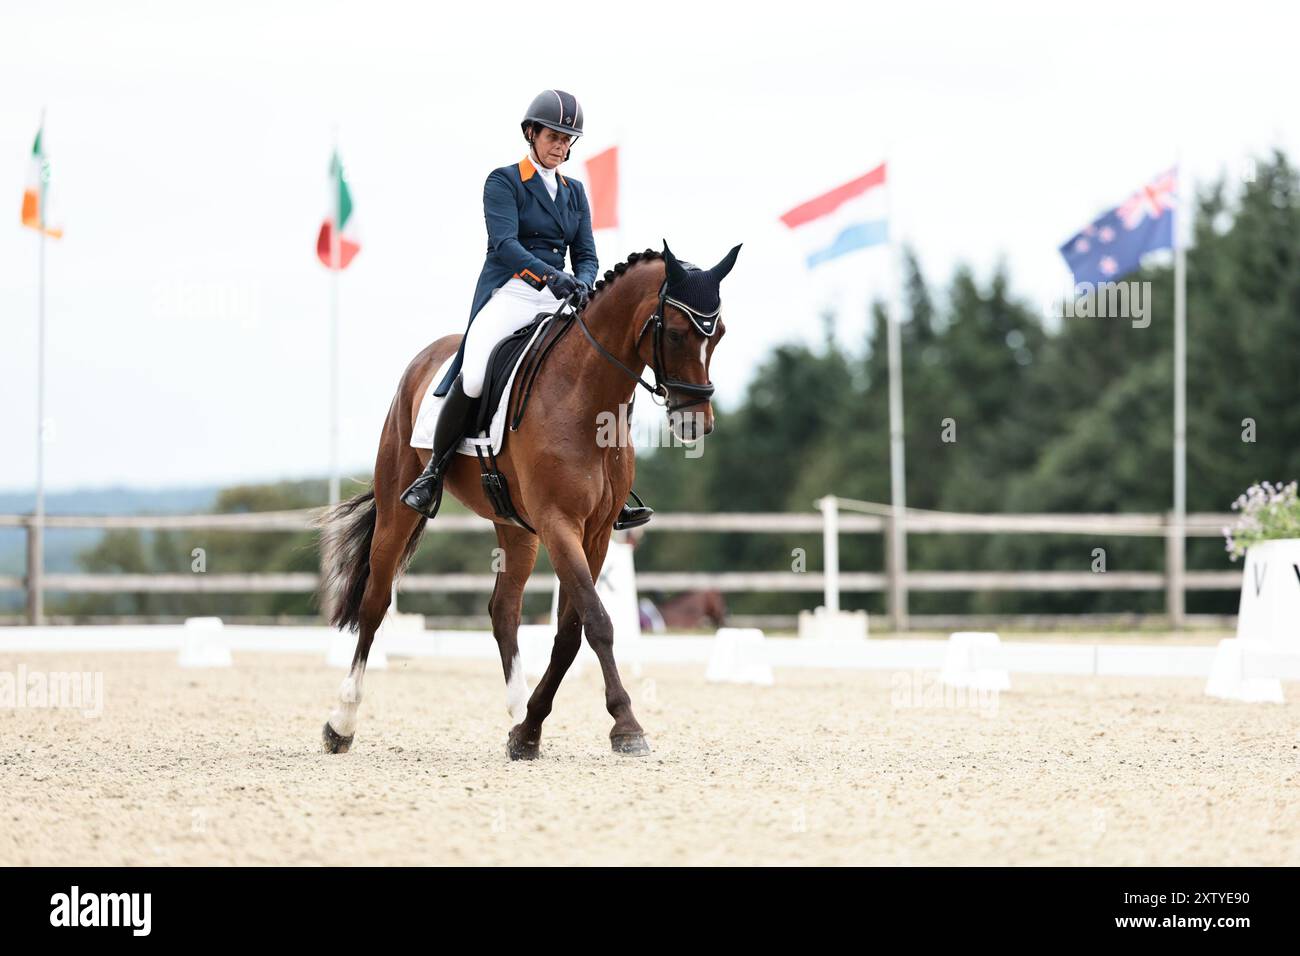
{"left": 662, "top": 295, "right": 722, "bottom": 336}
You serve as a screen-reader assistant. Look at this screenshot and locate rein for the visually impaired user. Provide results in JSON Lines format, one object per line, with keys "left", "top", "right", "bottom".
{"left": 565, "top": 280, "right": 717, "bottom": 413}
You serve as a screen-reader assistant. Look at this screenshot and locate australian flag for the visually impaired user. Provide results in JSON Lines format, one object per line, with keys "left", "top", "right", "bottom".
{"left": 1059, "top": 168, "right": 1177, "bottom": 286}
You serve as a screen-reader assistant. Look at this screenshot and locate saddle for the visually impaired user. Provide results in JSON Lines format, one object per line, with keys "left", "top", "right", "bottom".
{"left": 474, "top": 308, "right": 575, "bottom": 435}
{"left": 465, "top": 307, "right": 577, "bottom": 533}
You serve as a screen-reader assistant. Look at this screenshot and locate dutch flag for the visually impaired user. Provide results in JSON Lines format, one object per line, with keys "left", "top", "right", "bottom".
{"left": 780, "top": 163, "right": 888, "bottom": 268}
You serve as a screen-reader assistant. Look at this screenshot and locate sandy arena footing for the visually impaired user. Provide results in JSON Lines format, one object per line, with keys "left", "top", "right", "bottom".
{"left": 0, "top": 651, "right": 1297, "bottom": 866}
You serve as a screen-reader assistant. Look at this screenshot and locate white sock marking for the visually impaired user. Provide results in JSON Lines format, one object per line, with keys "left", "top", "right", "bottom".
{"left": 328, "top": 665, "right": 365, "bottom": 738}
{"left": 505, "top": 652, "right": 530, "bottom": 724}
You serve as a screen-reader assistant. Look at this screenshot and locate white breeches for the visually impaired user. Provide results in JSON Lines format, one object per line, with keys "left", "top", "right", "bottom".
{"left": 461, "top": 278, "right": 563, "bottom": 398}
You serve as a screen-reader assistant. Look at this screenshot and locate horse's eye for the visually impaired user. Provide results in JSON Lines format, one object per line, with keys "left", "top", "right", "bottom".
{"left": 667, "top": 328, "right": 685, "bottom": 344}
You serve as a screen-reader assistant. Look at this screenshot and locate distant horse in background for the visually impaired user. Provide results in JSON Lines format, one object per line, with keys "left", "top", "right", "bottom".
{"left": 316, "top": 241, "right": 741, "bottom": 760}
{"left": 651, "top": 589, "right": 728, "bottom": 631}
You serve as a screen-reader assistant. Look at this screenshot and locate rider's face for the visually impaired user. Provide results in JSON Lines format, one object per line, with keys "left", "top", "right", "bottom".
{"left": 532, "top": 127, "right": 572, "bottom": 168}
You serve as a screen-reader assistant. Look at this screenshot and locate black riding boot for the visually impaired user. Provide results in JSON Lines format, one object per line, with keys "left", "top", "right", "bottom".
{"left": 614, "top": 488, "right": 653, "bottom": 530}
{"left": 401, "top": 373, "right": 478, "bottom": 519}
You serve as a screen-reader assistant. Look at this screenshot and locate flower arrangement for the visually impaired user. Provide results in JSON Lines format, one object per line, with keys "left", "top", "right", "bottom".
{"left": 1222, "top": 480, "right": 1300, "bottom": 561}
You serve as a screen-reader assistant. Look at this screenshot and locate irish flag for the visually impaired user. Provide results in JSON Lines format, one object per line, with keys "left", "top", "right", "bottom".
{"left": 316, "top": 148, "right": 360, "bottom": 270}
{"left": 780, "top": 162, "right": 887, "bottom": 268}
{"left": 20, "top": 121, "right": 63, "bottom": 239}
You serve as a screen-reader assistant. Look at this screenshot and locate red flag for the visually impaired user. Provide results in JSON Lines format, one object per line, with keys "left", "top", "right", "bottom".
{"left": 584, "top": 146, "right": 619, "bottom": 231}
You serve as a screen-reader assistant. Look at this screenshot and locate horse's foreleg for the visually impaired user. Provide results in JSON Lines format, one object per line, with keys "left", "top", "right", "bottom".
{"left": 510, "top": 589, "right": 582, "bottom": 759}
{"left": 537, "top": 518, "right": 647, "bottom": 756}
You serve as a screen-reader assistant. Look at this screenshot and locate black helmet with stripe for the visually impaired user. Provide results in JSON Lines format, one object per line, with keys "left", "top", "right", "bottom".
{"left": 521, "top": 89, "right": 584, "bottom": 140}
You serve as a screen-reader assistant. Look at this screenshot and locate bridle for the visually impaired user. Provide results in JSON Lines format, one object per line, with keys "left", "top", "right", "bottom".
{"left": 568, "top": 279, "right": 719, "bottom": 413}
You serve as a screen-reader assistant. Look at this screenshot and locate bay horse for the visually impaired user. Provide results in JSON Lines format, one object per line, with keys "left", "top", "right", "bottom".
{"left": 655, "top": 588, "right": 728, "bottom": 630}
{"left": 317, "top": 241, "right": 741, "bottom": 760}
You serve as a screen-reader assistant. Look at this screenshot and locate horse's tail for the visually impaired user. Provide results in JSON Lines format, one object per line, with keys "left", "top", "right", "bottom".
{"left": 316, "top": 488, "right": 429, "bottom": 632}
{"left": 316, "top": 489, "right": 379, "bottom": 632}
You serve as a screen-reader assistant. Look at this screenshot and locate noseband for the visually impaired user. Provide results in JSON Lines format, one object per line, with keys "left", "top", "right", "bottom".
{"left": 569, "top": 280, "right": 719, "bottom": 413}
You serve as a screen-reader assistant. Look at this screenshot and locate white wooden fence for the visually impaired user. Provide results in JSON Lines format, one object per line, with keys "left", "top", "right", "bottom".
{"left": 0, "top": 502, "right": 1240, "bottom": 630}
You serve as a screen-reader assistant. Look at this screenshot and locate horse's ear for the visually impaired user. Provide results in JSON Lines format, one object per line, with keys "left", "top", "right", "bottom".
{"left": 662, "top": 239, "right": 689, "bottom": 285}
{"left": 709, "top": 243, "right": 743, "bottom": 282}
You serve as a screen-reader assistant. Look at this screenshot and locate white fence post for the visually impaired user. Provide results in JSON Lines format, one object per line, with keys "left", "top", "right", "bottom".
{"left": 818, "top": 496, "right": 840, "bottom": 613}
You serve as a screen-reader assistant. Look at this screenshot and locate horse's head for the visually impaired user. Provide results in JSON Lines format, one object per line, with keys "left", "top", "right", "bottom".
{"left": 648, "top": 239, "right": 742, "bottom": 442}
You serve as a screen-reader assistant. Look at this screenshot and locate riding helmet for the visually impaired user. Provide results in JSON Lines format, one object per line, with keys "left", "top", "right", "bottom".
{"left": 521, "top": 89, "right": 584, "bottom": 140}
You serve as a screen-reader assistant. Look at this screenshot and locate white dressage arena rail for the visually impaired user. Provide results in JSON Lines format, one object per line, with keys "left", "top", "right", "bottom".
{"left": 2, "top": 623, "right": 1297, "bottom": 703}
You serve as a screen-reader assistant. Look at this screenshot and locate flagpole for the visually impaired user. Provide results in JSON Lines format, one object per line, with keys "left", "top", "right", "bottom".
{"left": 884, "top": 161, "right": 908, "bottom": 632}
{"left": 1171, "top": 159, "right": 1187, "bottom": 630}
{"left": 328, "top": 134, "right": 341, "bottom": 506}
{"left": 329, "top": 262, "right": 340, "bottom": 506}
{"left": 32, "top": 223, "right": 47, "bottom": 626}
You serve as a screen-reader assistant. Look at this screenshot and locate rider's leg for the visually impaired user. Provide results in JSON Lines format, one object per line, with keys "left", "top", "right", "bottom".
{"left": 401, "top": 280, "right": 558, "bottom": 518}
{"left": 399, "top": 371, "right": 476, "bottom": 518}
{"left": 462, "top": 278, "right": 561, "bottom": 398}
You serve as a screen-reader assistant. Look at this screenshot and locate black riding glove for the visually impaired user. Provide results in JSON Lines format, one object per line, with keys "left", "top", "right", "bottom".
{"left": 572, "top": 279, "right": 591, "bottom": 308}
{"left": 546, "top": 270, "right": 582, "bottom": 302}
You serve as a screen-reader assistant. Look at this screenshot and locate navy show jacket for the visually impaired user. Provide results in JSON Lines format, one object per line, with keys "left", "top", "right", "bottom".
{"left": 433, "top": 154, "right": 600, "bottom": 396}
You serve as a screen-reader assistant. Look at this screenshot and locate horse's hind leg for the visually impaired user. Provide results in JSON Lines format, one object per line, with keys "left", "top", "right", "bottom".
{"left": 486, "top": 523, "right": 542, "bottom": 759}
{"left": 324, "top": 490, "right": 426, "bottom": 754}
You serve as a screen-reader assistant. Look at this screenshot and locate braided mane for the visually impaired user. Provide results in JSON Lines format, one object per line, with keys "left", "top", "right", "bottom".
{"left": 582, "top": 248, "right": 664, "bottom": 311}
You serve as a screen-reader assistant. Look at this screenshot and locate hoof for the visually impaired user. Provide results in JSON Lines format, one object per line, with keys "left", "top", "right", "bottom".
{"left": 611, "top": 733, "right": 651, "bottom": 756}
{"left": 507, "top": 724, "right": 541, "bottom": 761}
{"left": 322, "top": 722, "right": 354, "bottom": 754}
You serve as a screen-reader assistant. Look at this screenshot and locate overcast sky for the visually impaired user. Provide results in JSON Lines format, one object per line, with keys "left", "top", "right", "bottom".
{"left": 2, "top": 0, "right": 1296, "bottom": 494}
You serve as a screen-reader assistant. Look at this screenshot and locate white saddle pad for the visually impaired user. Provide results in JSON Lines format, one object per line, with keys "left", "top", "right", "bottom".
{"left": 411, "top": 316, "right": 554, "bottom": 456}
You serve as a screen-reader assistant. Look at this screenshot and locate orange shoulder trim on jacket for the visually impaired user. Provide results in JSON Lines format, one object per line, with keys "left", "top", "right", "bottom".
{"left": 519, "top": 155, "right": 570, "bottom": 186}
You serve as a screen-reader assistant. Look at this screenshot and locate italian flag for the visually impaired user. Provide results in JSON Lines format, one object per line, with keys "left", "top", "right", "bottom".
{"left": 316, "top": 148, "right": 360, "bottom": 270}
{"left": 20, "top": 121, "right": 63, "bottom": 239}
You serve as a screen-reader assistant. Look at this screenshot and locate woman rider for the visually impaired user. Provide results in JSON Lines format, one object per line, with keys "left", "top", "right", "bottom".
{"left": 401, "top": 89, "right": 652, "bottom": 530}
